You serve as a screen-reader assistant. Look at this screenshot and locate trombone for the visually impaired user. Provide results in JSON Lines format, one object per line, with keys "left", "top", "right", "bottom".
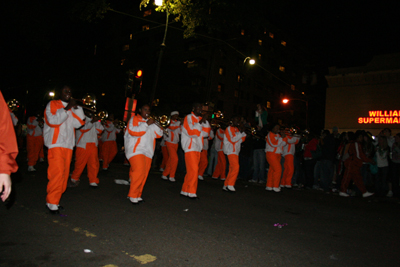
{"left": 72, "top": 94, "right": 97, "bottom": 112}
{"left": 148, "top": 114, "right": 171, "bottom": 136}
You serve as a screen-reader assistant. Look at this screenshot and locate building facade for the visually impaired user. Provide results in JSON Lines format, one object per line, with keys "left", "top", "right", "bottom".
{"left": 325, "top": 53, "right": 400, "bottom": 135}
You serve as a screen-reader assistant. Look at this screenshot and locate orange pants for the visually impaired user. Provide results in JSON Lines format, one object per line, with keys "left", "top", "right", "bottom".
{"left": 225, "top": 154, "right": 239, "bottom": 186}
{"left": 182, "top": 151, "right": 201, "bottom": 194}
{"left": 212, "top": 151, "right": 226, "bottom": 178}
{"left": 198, "top": 150, "right": 208, "bottom": 176}
{"left": 102, "top": 141, "right": 118, "bottom": 169}
{"left": 71, "top": 143, "right": 100, "bottom": 184}
{"left": 46, "top": 147, "right": 73, "bottom": 205}
{"left": 281, "top": 154, "right": 294, "bottom": 186}
{"left": 266, "top": 152, "right": 282, "bottom": 188}
{"left": 160, "top": 146, "right": 168, "bottom": 169}
{"left": 27, "top": 135, "right": 44, "bottom": 167}
{"left": 128, "top": 155, "right": 152, "bottom": 198}
{"left": 98, "top": 140, "right": 103, "bottom": 160}
{"left": 163, "top": 142, "right": 178, "bottom": 178}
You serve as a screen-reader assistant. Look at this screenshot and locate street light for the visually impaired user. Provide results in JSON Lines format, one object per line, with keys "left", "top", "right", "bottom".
{"left": 282, "top": 98, "right": 309, "bottom": 129}
{"left": 243, "top": 57, "right": 255, "bottom": 65}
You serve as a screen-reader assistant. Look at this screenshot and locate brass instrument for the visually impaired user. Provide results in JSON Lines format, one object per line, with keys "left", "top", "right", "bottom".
{"left": 243, "top": 126, "right": 265, "bottom": 139}
{"left": 72, "top": 94, "right": 97, "bottom": 112}
{"left": 115, "top": 119, "right": 127, "bottom": 130}
{"left": 7, "top": 99, "right": 20, "bottom": 112}
{"left": 148, "top": 114, "right": 171, "bottom": 135}
{"left": 97, "top": 110, "right": 108, "bottom": 121}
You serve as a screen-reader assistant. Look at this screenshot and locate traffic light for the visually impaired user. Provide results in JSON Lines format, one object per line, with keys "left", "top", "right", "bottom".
{"left": 125, "top": 68, "right": 143, "bottom": 97}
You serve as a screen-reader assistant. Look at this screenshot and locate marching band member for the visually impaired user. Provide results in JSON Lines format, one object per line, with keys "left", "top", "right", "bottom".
{"left": 180, "top": 103, "right": 205, "bottom": 199}
{"left": 222, "top": 116, "right": 246, "bottom": 192}
{"left": 125, "top": 103, "right": 163, "bottom": 204}
{"left": 161, "top": 111, "right": 181, "bottom": 182}
{"left": 100, "top": 114, "right": 120, "bottom": 170}
{"left": 198, "top": 114, "right": 212, "bottom": 180}
{"left": 281, "top": 129, "right": 300, "bottom": 188}
{"left": 159, "top": 138, "right": 168, "bottom": 172}
{"left": 43, "top": 85, "right": 85, "bottom": 214}
{"left": 9, "top": 107, "right": 18, "bottom": 127}
{"left": 70, "top": 109, "right": 104, "bottom": 187}
{"left": 26, "top": 113, "right": 45, "bottom": 172}
{"left": 211, "top": 126, "right": 227, "bottom": 180}
{"left": 0, "top": 91, "right": 18, "bottom": 202}
{"left": 265, "top": 124, "right": 287, "bottom": 192}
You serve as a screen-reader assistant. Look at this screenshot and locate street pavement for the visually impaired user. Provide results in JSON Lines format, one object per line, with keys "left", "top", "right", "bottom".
{"left": 1, "top": 154, "right": 400, "bottom": 267}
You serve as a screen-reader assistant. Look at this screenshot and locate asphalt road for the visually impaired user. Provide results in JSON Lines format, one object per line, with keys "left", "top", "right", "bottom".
{"left": 1, "top": 154, "right": 399, "bottom": 267}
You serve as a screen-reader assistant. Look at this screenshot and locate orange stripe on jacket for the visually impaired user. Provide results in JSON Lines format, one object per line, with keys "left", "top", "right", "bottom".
{"left": 44, "top": 101, "right": 65, "bottom": 145}
{"left": 127, "top": 115, "right": 147, "bottom": 137}
{"left": 225, "top": 127, "right": 238, "bottom": 153}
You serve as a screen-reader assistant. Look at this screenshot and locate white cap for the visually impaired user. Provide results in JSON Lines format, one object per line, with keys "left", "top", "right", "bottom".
{"left": 171, "top": 111, "right": 179, "bottom": 116}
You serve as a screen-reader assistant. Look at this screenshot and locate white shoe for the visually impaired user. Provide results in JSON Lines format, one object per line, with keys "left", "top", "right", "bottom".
{"left": 222, "top": 186, "right": 228, "bottom": 191}
{"left": 69, "top": 179, "right": 79, "bottom": 187}
{"left": 159, "top": 168, "right": 164, "bottom": 172}
{"left": 227, "top": 185, "right": 236, "bottom": 192}
{"left": 46, "top": 203, "right": 59, "bottom": 211}
{"left": 28, "top": 166, "right": 36, "bottom": 172}
{"left": 129, "top": 197, "right": 139, "bottom": 204}
{"left": 188, "top": 193, "right": 197, "bottom": 198}
{"left": 90, "top": 182, "right": 98, "bottom": 187}
{"left": 212, "top": 177, "right": 218, "bottom": 180}
{"left": 198, "top": 175, "right": 204, "bottom": 180}
{"left": 285, "top": 185, "right": 292, "bottom": 188}
{"left": 280, "top": 184, "right": 284, "bottom": 188}
{"left": 138, "top": 197, "right": 143, "bottom": 202}
{"left": 102, "top": 168, "right": 108, "bottom": 171}
{"left": 114, "top": 179, "right": 130, "bottom": 185}
{"left": 266, "top": 187, "right": 273, "bottom": 191}
{"left": 363, "top": 191, "right": 374, "bottom": 198}
{"left": 161, "top": 175, "right": 168, "bottom": 180}
{"left": 339, "top": 192, "right": 349, "bottom": 197}
{"left": 180, "top": 191, "right": 188, "bottom": 196}
{"left": 387, "top": 191, "right": 393, "bottom": 197}
{"left": 220, "top": 178, "right": 226, "bottom": 181}
{"left": 273, "top": 187, "right": 281, "bottom": 193}
{"left": 39, "top": 158, "right": 45, "bottom": 162}
{"left": 169, "top": 177, "right": 176, "bottom": 182}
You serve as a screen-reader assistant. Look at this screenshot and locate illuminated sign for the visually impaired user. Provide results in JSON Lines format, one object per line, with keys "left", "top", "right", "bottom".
{"left": 358, "top": 110, "right": 400, "bottom": 124}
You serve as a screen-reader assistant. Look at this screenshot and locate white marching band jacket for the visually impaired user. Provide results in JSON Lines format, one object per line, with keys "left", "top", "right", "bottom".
{"left": 265, "top": 132, "right": 287, "bottom": 154}
{"left": 27, "top": 116, "right": 43, "bottom": 137}
{"left": 181, "top": 112, "right": 203, "bottom": 153}
{"left": 202, "top": 124, "right": 213, "bottom": 151}
{"left": 214, "top": 128, "right": 225, "bottom": 152}
{"left": 164, "top": 120, "right": 181, "bottom": 144}
{"left": 124, "top": 114, "right": 163, "bottom": 160}
{"left": 43, "top": 100, "right": 85, "bottom": 150}
{"left": 281, "top": 135, "right": 300, "bottom": 157}
{"left": 223, "top": 126, "right": 246, "bottom": 155}
{"left": 100, "top": 121, "right": 120, "bottom": 142}
{"left": 75, "top": 117, "right": 104, "bottom": 149}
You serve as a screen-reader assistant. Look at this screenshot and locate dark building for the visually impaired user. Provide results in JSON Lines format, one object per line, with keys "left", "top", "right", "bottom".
{"left": 119, "top": 4, "right": 315, "bottom": 129}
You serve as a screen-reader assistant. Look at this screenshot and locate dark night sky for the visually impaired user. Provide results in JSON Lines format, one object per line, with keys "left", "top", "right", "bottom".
{"left": 1, "top": 1, "right": 399, "bottom": 111}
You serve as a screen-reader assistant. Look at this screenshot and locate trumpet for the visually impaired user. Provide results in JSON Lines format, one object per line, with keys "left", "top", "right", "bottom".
{"left": 148, "top": 114, "right": 171, "bottom": 135}
{"left": 7, "top": 99, "right": 20, "bottom": 112}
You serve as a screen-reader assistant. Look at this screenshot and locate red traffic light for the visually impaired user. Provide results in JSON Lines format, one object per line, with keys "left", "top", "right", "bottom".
{"left": 135, "top": 70, "right": 143, "bottom": 78}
